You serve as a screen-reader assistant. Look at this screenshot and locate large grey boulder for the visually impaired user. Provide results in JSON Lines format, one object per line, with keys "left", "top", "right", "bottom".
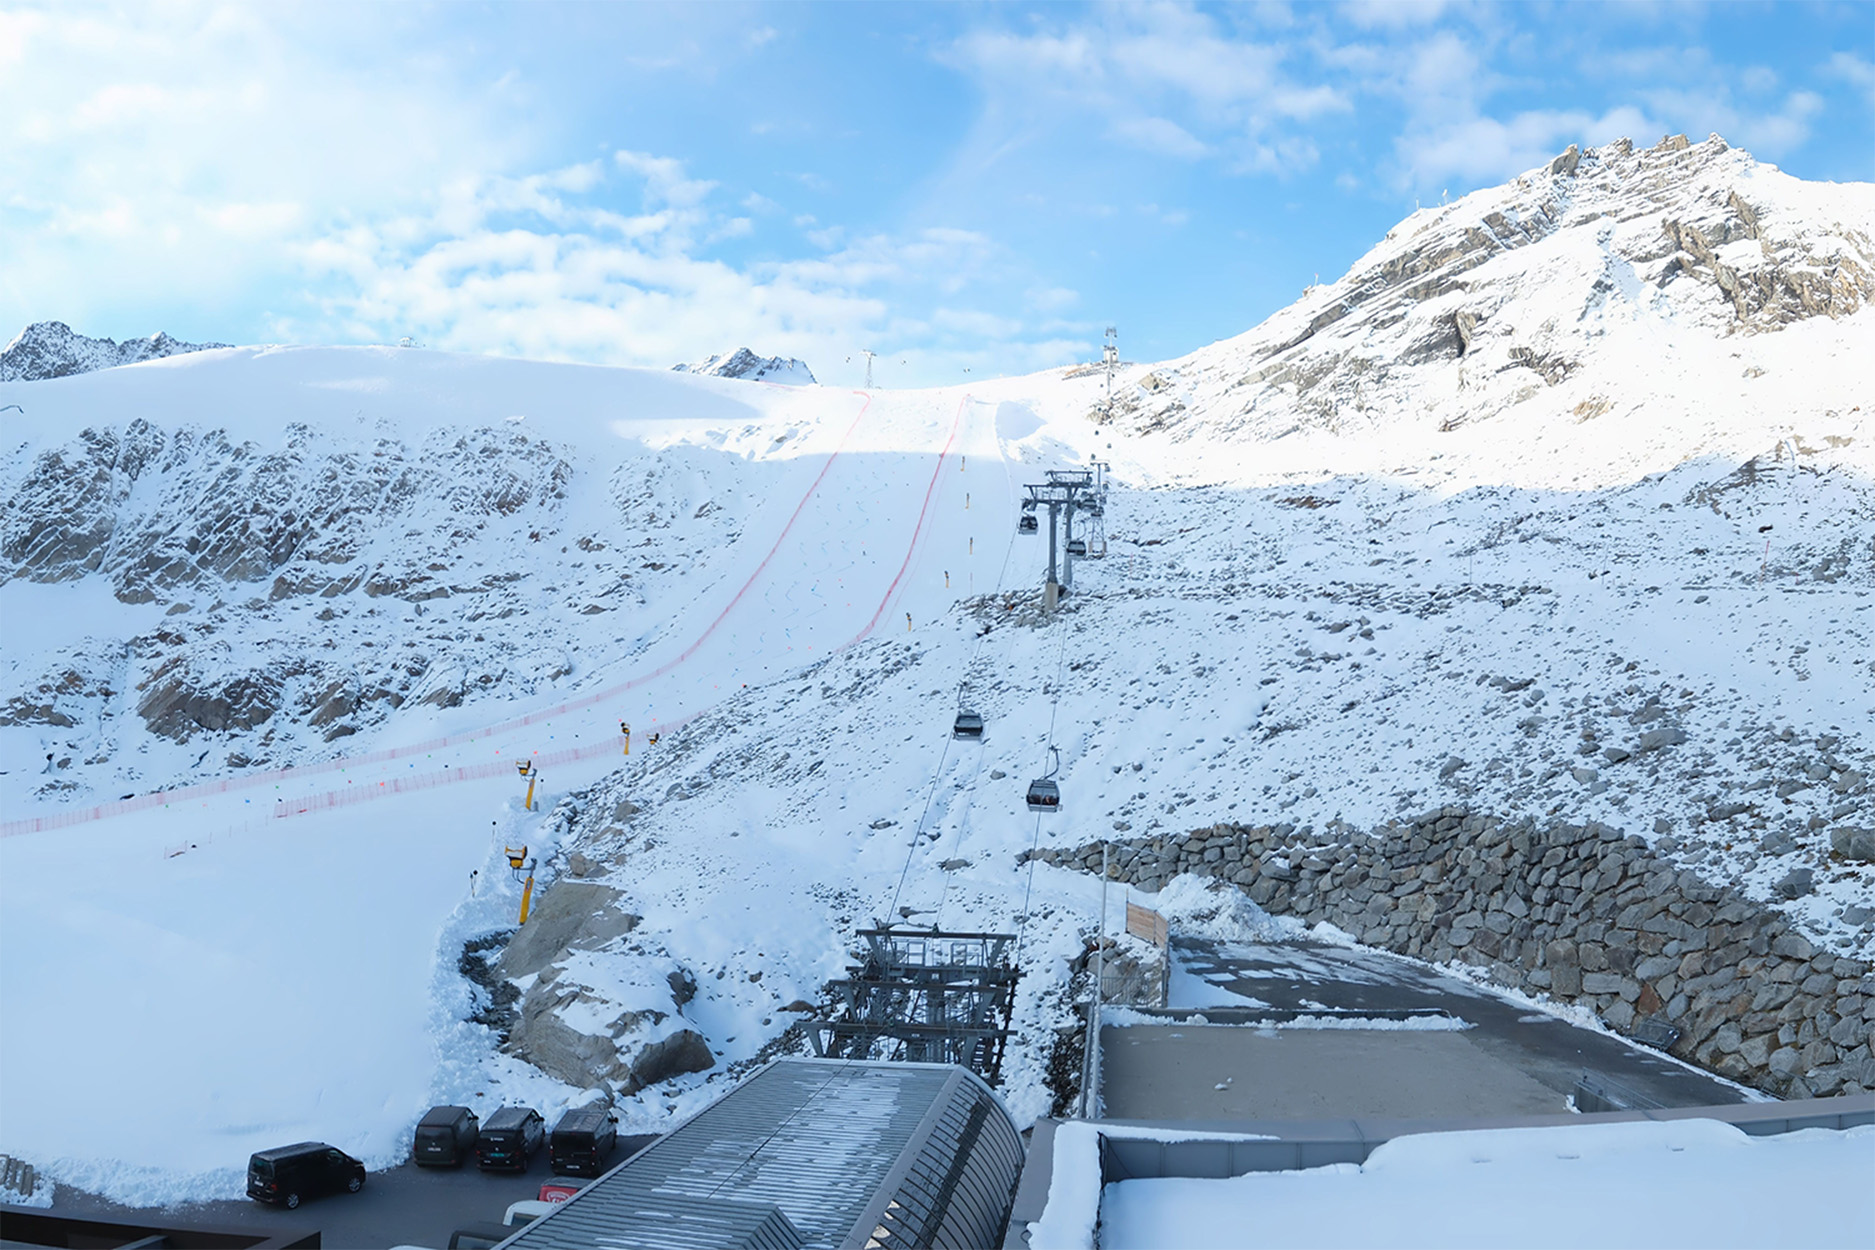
{"left": 1774, "top": 868, "right": 1814, "bottom": 899}
{"left": 627, "top": 1030, "right": 716, "bottom": 1091}
{"left": 497, "top": 882, "right": 639, "bottom": 982}
{"left": 1830, "top": 826, "right": 1875, "bottom": 863}
{"left": 1638, "top": 727, "right": 1687, "bottom": 752}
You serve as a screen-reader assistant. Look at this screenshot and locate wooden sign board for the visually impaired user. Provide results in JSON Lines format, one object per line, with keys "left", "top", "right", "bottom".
{"left": 1125, "top": 901, "right": 1167, "bottom": 947}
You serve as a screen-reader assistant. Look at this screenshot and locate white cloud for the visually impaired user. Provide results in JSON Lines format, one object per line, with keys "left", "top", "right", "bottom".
{"left": 944, "top": 3, "right": 1348, "bottom": 180}
{"left": 1740, "top": 65, "right": 1779, "bottom": 95}
{"left": 1341, "top": 0, "right": 1454, "bottom": 30}
{"left": 0, "top": 2, "right": 527, "bottom": 336}
{"left": 1025, "top": 286, "right": 1080, "bottom": 313}
{"left": 613, "top": 150, "right": 717, "bottom": 210}
{"left": 1136, "top": 203, "right": 1192, "bottom": 227}
{"left": 1398, "top": 105, "right": 1654, "bottom": 186}
{"left": 1825, "top": 50, "right": 1875, "bottom": 107}
{"left": 284, "top": 156, "right": 1066, "bottom": 386}
{"left": 1636, "top": 85, "right": 1824, "bottom": 159}
{"left": 1110, "top": 116, "right": 1210, "bottom": 160}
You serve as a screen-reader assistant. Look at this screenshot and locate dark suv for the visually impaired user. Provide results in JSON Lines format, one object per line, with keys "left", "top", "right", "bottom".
{"left": 414, "top": 1105, "right": 480, "bottom": 1167}
{"left": 477, "top": 1106, "right": 545, "bottom": 1172}
{"left": 247, "top": 1142, "right": 366, "bottom": 1208}
{"left": 549, "top": 1108, "right": 620, "bottom": 1177}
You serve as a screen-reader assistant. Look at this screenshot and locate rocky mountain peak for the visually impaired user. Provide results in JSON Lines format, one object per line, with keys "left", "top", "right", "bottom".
{"left": 672, "top": 347, "right": 815, "bottom": 385}
{"left": 1100, "top": 133, "right": 1874, "bottom": 449}
{"left": 0, "top": 322, "right": 231, "bottom": 383}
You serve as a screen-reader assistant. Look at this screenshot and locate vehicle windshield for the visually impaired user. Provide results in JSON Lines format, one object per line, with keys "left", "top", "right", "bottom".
{"left": 250, "top": 1159, "right": 273, "bottom": 1177}
{"left": 417, "top": 1128, "right": 450, "bottom": 1143}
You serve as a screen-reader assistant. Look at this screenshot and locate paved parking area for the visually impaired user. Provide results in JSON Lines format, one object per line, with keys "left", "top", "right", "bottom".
{"left": 43, "top": 1138, "right": 656, "bottom": 1250}
{"left": 1097, "top": 938, "right": 1747, "bottom": 1121}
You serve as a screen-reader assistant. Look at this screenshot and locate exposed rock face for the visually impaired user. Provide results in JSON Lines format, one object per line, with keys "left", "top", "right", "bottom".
{"left": 672, "top": 347, "right": 815, "bottom": 385}
{"left": 1, "top": 416, "right": 583, "bottom": 765}
{"left": 2, "top": 420, "right": 573, "bottom": 602}
{"left": 1033, "top": 807, "right": 1875, "bottom": 1100}
{"left": 496, "top": 882, "right": 641, "bottom": 983}
{"left": 137, "top": 658, "right": 283, "bottom": 740}
{"left": 0, "top": 651, "right": 119, "bottom": 729}
{"left": 1, "top": 322, "right": 230, "bottom": 382}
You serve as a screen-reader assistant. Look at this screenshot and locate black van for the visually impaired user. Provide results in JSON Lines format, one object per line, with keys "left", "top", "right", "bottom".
{"left": 414, "top": 1105, "right": 479, "bottom": 1167}
{"left": 247, "top": 1142, "right": 366, "bottom": 1209}
{"left": 476, "top": 1106, "right": 545, "bottom": 1172}
{"left": 549, "top": 1107, "right": 619, "bottom": 1177}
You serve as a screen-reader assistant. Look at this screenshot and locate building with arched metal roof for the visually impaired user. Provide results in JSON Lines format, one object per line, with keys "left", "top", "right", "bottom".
{"left": 494, "top": 1058, "right": 1025, "bottom": 1250}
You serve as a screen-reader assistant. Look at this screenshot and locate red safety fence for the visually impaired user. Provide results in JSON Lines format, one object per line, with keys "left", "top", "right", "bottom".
{"left": 270, "top": 742, "right": 605, "bottom": 817}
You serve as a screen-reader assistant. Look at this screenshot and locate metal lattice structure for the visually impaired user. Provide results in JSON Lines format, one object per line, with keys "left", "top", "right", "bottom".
{"left": 810, "top": 929, "right": 1020, "bottom": 1086}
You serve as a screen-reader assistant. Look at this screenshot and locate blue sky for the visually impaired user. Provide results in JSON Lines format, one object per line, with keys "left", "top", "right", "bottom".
{"left": 3, "top": 1, "right": 1870, "bottom": 388}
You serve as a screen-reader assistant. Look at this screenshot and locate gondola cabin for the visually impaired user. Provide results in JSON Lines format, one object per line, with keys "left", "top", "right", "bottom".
{"left": 952, "top": 711, "right": 985, "bottom": 739}
{"left": 1025, "top": 778, "right": 1060, "bottom": 811}
{"left": 1066, "top": 538, "right": 1087, "bottom": 557}
{"left": 1018, "top": 514, "right": 1038, "bottom": 534}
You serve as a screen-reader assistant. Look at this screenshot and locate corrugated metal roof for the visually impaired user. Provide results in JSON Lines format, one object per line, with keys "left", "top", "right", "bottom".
{"left": 522, "top": 1193, "right": 803, "bottom": 1250}
{"left": 496, "top": 1059, "right": 1022, "bottom": 1250}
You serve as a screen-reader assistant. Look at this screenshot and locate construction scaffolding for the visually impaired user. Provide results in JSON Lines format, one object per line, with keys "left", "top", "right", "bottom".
{"left": 809, "top": 928, "right": 1021, "bottom": 1086}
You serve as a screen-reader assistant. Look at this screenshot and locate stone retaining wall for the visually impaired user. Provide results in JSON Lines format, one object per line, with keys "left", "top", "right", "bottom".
{"left": 1027, "top": 808, "right": 1874, "bottom": 1099}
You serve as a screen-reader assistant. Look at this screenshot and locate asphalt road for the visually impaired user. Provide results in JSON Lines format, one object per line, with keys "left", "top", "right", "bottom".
{"left": 41, "top": 1137, "right": 658, "bottom": 1250}
{"left": 1098, "top": 937, "right": 1749, "bottom": 1122}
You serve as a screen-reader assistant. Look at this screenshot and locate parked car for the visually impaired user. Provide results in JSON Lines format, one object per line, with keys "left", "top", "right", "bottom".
{"left": 504, "top": 1199, "right": 559, "bottom": 1226}
{"left": 549, "top": 1107, "right": 619, "bottom": 1177}
{"left": 449, "top": 1196, "right": 559, "bottom": 1249}
{"left": 476, "top": 1106, "right": 545, "bottom": 1172}
{"left": 413, "top": 1105, "right": 479, "bottom": 1167}
{"left": 246, "top": 1142, "right": 366, "bottom": 1209}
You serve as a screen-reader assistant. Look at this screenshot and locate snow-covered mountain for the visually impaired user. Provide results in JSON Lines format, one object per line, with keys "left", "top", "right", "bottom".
{"left": 0, "top": 321, "right": 231, "bottom": 382}
{"left": 1097, "top": 133, "right": 1871, "bottom": 467}
{"left": 672, "top": 346, "right": 816, "bottom": 385}
{"left": 1, "top": 135, "right": 1870, "bottom": 1204}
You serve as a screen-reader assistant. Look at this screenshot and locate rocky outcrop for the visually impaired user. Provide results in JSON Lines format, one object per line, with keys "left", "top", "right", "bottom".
{"left": 1031, "top": 807, "right": 1875, "bottom": 1100}
{"left": 673, "top": 347, "right": 815, "bottom": 385}
{"left": 496, "top": 883, "right": 641, "bottom": 983}
{"left": 494, "top": 881, "right": 716, "bottom": 1094}
{"left": 1, "top": 321, "right": 228, "bottom": 382}
{"left": 136, "top": 658, "right": 283, "bottom": 741}
{"left": 1, "top": 420, "right": 572, "bottom": 602}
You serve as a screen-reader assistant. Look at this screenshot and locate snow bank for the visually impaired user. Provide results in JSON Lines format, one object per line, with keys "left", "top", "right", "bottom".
{"left": 1099, "top": 1120, "right": 1875, "bottom": 1250}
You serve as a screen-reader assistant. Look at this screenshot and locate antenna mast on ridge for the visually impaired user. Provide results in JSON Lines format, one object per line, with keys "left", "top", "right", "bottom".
{"left": 1102, "top": 326, "right": 1119, "bottom": 419}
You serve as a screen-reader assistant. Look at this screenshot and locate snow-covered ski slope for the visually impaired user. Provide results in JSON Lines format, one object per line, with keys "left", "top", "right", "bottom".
{"left": 0, "top": 347, "right": 1014, "bottom": 1199}
{"left": 1, "top": 134, "right": 1871, "bottom": 1204}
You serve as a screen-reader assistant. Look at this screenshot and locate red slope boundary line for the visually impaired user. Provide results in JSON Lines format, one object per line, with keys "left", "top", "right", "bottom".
{"left": 2, "top": 392, "right": 874, "bottom": 839}
{"left": 846, "top": 393, "right": 972, "bottom": 647}
{"left": 276, "top": 392, "right": 963, "bottom": 824}
{"left": 274, "top": 391, "right": 965, "bottom": 823}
